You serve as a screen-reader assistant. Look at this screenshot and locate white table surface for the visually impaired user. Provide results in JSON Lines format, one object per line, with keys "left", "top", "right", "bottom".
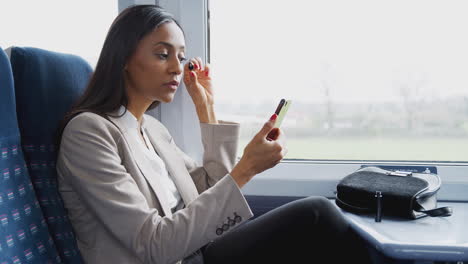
{"left": 335, "top": 201, "right": 468, "bottom": 262}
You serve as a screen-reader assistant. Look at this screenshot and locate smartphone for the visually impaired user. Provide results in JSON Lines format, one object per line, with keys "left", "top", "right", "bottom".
{"left": 274, "top": 99, "right": 291, "bottom": 128}
{"left": 267, "top": 99, "right": 291, "bottom": 140}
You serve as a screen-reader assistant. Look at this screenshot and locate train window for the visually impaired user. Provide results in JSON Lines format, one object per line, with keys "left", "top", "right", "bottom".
{"left": 0, "top": 0, "right": 117, "bottom": 67}
{"left": 209, "top": 0, "right": 468, "bottom": 163}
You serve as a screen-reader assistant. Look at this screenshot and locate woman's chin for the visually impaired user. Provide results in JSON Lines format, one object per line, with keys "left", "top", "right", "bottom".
{"left": 158, "top": 95, "right": 174, "bottom": 104}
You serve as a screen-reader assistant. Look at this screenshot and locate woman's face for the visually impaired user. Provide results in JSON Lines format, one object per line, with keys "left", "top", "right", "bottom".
{"left": 125, "top": 21, "right": 186, "bottom": 104}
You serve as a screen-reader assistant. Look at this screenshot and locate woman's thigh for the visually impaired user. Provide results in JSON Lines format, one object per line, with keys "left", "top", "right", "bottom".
{"left": 203, "top": 196, "right": 360, "bottom": 264}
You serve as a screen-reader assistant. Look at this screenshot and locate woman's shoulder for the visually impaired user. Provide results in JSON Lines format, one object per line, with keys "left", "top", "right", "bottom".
{"left": 65, "top": 111, "right": 120, "bottom": 135}
{"left": 59, "top": 112, "right": 124, "bottom": 160}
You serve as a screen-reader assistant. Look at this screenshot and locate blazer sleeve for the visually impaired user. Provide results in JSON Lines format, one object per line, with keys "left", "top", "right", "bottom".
{"left": 57, "top": 114, "right": 252, "bottom": 264}
{"left": 163, "top": 120, "right": 241, "bottom": 193}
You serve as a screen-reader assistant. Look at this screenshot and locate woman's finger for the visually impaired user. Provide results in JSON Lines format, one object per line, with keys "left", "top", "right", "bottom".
{"left": 204, "top": 63, "right": 211, "bottom": 77}
{"left": 194, "top": 57, "right": 204, "bottom": 71}
{"left": 274, "top": 128, "right": 283, "bottom": 139}
{"left": 183, "top": 66, "right": 197, "bottom": 87}
{"left": 189, "top": 70, "right": 198, "bottom": 83}
{"left": 184, "top": 58, "right": 197, "bottom": 71}
{"left": 183, "top": 66, "right": 192, "bottom": 82}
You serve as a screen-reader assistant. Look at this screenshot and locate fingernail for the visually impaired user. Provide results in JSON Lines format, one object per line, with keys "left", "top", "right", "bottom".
{"left": 190, "top": 71, "right": 195, "bottom": 77}
{"left": 205, "top": 70, "right": 209, "bottom": 77}
{"left": 269, "top": 114, "right": 277, "bottom": 121}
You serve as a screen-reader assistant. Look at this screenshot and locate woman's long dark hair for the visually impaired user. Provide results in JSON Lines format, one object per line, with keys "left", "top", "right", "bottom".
{"left": 56, "top": 5, "right": 182, "bottom": 146}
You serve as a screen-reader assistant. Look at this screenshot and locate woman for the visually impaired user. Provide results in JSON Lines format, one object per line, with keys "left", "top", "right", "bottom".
{"left": 57, "top": 4, "right": 371, "bottom": 264}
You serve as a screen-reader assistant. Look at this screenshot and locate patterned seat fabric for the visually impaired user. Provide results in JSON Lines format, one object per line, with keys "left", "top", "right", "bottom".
{"left": 10, "top": 47, "right": 92, "bottom": 264}
{"left": 0, "top": 48, "right": 62, "bottom": 263}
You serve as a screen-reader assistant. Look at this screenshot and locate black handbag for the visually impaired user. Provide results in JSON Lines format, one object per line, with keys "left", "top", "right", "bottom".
{"left": 335, "top": 166, "right": 452, "bottom": 220}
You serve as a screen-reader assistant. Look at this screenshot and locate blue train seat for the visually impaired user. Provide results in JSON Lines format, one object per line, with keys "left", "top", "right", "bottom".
{"left": 0, "top": 47, "right": 63, "bottom": 263}
{"left": 9, "top": 47, "right": 92, "bottom": 263}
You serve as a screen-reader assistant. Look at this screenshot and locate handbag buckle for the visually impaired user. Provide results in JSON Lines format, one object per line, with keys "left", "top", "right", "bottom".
{"left": 388, "top": 170, "right": 412, "bottom": 177}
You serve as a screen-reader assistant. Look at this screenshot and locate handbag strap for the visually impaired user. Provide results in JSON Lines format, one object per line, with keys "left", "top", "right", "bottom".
{"left": 335, "top": 196, "right": 372, "bottom": 213}
{"left": 414, "top": 202, "right": 453, "bottom": 217}
{"left": 336, "top": 195, "right": 453, "bottom": 218}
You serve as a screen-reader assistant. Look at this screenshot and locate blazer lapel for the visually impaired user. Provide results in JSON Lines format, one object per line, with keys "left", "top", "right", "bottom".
{"left": 145, "top": 128, "right": 199, "bottom": 206}
{"left": 107, "top": 115, "right": 173, "bottom": 217}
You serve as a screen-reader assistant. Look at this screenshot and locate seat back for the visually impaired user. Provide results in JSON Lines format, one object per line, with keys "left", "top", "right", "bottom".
{"left": 10, "top": 47, "right": 92, "bottom": 263}
{"left": 0, "top": 48, "right": 62, "bottom": 263}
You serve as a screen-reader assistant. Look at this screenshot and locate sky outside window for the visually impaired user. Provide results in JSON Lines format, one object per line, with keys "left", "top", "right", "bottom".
{"left": 210, "top": 0, "right": 468, "bottom": 162}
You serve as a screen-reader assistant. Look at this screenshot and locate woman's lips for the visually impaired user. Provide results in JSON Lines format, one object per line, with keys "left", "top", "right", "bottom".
{"left": 164, "top": 81, "right": 179, "bottom": 90}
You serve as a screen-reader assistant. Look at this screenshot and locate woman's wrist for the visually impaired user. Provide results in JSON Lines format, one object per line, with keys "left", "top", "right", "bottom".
{"left": 195, "top": 104, "right": 218, "bottom": 124}
{"left": 230, "top": 161, "right": 255, "bottom": 188}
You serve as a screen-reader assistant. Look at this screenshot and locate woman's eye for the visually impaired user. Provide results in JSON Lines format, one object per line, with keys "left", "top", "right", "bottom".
{"left": 179, "top": 57, "right": 187, "bottom": 63}
{"left": 157, "top": 53, "right": 169, "bottom": 60}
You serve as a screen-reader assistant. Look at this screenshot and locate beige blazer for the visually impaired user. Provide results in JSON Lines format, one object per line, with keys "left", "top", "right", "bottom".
{"left": 56, "top": 111, "right": 253, "bottom": 264}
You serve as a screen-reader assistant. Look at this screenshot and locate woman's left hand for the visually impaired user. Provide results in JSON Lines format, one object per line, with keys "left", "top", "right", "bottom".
{"left": 183, "top": 57, "right": 213, "bottom": 107}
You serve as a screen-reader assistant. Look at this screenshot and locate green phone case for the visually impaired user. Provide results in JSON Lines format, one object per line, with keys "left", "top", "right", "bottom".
{"left": 274, "top": 100, "right": 291, "bottom": 128}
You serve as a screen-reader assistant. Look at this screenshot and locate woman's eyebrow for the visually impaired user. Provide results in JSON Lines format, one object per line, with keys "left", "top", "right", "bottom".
{"left": 153, "top": 41, "right": 185, "bottom": 51}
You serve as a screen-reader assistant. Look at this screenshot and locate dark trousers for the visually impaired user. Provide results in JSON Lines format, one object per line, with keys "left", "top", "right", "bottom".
{"left": 203, "top": 196, "right": 372, "bottom": 264}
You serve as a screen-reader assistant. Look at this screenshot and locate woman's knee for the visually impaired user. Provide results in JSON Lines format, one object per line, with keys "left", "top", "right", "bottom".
{"left": 295, "top": 196, "right": 348, "bottom": 227}
{"left": 298, "top": 196, "right": 337, "bottom": 215}
{"left": 281, "top": 196, "right": 330, "bottom": 222}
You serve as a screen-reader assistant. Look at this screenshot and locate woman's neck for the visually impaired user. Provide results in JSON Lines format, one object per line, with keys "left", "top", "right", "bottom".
{"left": 126, "top": 100, "right": 151, "bottom": 123}
{"left": 125, "top": 82, "right": 152, "bottom": 122}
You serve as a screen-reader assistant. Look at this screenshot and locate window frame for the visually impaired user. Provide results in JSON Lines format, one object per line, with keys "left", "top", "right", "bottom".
{"left": 157, "top": 0, "right": 468, "bottom": 201}
{"left": 156, "top": 0, "right": 209, "bottom": 165}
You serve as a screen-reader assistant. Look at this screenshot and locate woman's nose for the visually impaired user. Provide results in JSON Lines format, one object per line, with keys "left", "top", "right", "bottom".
{"left": 170, "top": 58, "right": 183, "bottom": 75}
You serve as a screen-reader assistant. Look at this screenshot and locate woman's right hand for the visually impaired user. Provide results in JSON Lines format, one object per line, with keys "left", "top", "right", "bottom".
{"left": 230, "top": 114, "right": 287, "bottom": 188}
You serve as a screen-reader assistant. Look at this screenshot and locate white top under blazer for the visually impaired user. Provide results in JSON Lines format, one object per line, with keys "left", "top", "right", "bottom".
{"left": 119, "top": 106, "right": 183, "bottom": 211}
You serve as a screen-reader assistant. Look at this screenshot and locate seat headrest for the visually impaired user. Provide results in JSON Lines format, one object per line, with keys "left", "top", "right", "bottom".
{"left": 10, "top": 47, "right": 92, "bottom": 141}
